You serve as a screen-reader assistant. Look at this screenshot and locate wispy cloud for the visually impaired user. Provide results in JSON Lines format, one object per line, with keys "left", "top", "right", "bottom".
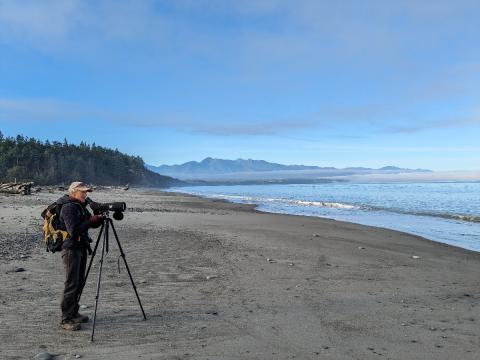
{"left": 0, "top": 96, "right": 317, "bottom": 136}
{"left": 0, "top": 97, "right": 84, "bottom": 120}
{"left": 381, "top": 109, "right": 480, "bottom": 134}
{"left": 185, "top": 119, "right": 315, "bottom": 136}
{"left": 2, "top": 96, "right": 479, "bottom": 138}
{"left": 1, "top": 1, "right": 477, "bottom": 68}
{"left": 0, "top": 0, "right": 82, "bottom": 50}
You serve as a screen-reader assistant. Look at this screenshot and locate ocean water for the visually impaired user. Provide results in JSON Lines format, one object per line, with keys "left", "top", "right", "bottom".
{"left": 167, "top": 182, "right": 480, "bottom": 252}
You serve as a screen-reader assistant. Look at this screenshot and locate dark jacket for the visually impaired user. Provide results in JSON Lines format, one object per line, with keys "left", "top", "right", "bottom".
{"left": 57, "top": 195, "right": 93, "bottom": 250}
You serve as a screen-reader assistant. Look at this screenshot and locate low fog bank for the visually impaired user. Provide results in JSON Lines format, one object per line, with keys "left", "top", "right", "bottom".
{"left": 334, "top": 170, "right": 480, "bottom": 183}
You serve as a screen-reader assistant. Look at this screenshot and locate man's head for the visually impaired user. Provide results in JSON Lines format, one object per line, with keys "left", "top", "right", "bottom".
{"left": 68, "top": 181, "right": 92, "bottom": 203}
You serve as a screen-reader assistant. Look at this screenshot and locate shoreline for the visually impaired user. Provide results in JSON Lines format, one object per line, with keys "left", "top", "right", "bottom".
{"left": 1, "top": 188, "right": 480, "bottom": 359}
{"left": 163, "top": 188, "right": 480, "bottom": 254}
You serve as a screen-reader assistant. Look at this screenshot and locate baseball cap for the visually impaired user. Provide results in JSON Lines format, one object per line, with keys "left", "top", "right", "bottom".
{"left": 68, "top": 181, "right": 92, "bottom": 193}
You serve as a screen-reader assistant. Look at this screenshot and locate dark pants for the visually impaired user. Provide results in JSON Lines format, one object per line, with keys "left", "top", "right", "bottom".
{"left": 61, "top": 248, "right": 87, "bottom": 322}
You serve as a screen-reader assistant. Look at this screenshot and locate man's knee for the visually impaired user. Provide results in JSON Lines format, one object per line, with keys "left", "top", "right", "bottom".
{"left": 63, "top": 250, "right": 83, "bottom": 289}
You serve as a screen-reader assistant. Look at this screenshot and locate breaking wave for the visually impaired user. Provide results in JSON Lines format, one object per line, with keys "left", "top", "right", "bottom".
{"left": 286, "top": 200, "right": 359, "bottom": 210}
{"left": 193, "top": 192, "right": 480, "bottom": 224}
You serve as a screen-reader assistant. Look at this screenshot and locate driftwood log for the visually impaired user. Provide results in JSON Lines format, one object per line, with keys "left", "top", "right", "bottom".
{"left": 0, "top": 182, "right": 34, "bottom": 195}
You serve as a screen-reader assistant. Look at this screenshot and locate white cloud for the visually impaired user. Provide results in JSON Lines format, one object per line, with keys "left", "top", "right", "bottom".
{"left": 0, "top": 0, "right": 83, "bottom": 49}
{"left": 0, "top": 1, "right": 476, "bottom": 61}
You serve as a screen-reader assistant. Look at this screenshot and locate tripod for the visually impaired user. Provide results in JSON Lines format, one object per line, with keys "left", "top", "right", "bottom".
{"left": 77, "top": 212, "right": 147, "bottom": 341}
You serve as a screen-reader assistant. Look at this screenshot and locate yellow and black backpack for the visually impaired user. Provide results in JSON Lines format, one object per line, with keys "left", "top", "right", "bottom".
{"left": 41, "top": 202, "right": 69, "bottom": 253}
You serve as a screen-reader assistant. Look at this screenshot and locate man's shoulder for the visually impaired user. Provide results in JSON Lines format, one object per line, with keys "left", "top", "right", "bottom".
{"left": 60, "top": 201, "right": 83, "bottom": 214}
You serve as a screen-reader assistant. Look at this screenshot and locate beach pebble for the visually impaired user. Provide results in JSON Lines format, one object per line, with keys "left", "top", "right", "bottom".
{"left": 33, "top": 352, "right": 54, "bottom": 360}
{"left": 412, "top": 255, "right": 421, "bottom": 259}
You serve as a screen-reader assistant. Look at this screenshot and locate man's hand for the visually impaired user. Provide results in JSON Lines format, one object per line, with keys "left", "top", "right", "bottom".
{"left": 89, "top": 214, "right": 103, "bottom": 228}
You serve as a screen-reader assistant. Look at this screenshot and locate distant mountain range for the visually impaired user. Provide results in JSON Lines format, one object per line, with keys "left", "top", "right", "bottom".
{"left": 149, "top": 157, "right": 326, "bottom": 175}
{"left": 146, "top": 158, "right": 431, "bottom": 183}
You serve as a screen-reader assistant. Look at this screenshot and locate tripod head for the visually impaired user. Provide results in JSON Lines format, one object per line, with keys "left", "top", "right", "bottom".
{"left": 99, "top": 210, "right": 124, "bottom": 221}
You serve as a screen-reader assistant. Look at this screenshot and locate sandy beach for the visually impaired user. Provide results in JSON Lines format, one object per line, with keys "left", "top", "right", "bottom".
{"left": 1, "top": 188, "right": 479, "bottom": 360}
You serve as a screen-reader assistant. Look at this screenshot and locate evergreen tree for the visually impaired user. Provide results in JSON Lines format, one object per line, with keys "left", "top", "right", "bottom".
{"left": 0, "top": 133, "right": 180, "bottom": 187}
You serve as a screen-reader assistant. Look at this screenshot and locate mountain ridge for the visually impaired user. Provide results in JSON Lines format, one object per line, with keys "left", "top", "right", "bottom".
{"left": 147, "top": 158, "right": 431, "bottom": 181}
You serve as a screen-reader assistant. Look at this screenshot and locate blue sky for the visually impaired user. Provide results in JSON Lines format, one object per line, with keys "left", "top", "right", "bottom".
{"left": 0, "top": 0, "right": 479, "bottom": 171}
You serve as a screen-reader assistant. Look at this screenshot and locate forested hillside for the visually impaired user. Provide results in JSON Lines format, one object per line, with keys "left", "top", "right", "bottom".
{"left": 0, "top": 132, "right": 181, "bottom": 187}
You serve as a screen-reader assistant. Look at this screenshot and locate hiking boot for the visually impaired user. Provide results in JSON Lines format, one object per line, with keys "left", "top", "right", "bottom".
{"left": 61, "top": 321, "right": 81, "bottom": 331}
{"left": 73, "top": 313, "right": 89, "bottom": 323}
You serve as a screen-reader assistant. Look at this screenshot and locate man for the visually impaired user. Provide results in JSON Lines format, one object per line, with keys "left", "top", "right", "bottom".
{"left": 57, "top": 181, "right": 102, "bottom": 331}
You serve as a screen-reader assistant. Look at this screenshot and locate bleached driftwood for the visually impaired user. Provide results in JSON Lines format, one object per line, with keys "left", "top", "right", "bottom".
{"left": 0, "top": 182, "right": 34, "bottom": 195}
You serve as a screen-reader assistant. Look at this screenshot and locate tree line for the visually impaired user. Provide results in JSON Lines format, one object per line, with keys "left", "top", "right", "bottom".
{"left": 0, "top": 132, "right": 180, "bottom": 187}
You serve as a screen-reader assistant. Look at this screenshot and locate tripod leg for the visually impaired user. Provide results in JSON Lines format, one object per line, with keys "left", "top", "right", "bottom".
{"left": 109, "top": 219, "right": 147, "bottom": 320}
{"left": 91, "top": 220, "right": 108, "bottom": 342}
{"left": 76, "top": 221, "right": 105, "bottom": 305}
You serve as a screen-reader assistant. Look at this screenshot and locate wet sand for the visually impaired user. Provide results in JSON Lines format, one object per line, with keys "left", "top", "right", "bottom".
{"left": 1, "top": 188, "right": 479, "bottom": 359}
